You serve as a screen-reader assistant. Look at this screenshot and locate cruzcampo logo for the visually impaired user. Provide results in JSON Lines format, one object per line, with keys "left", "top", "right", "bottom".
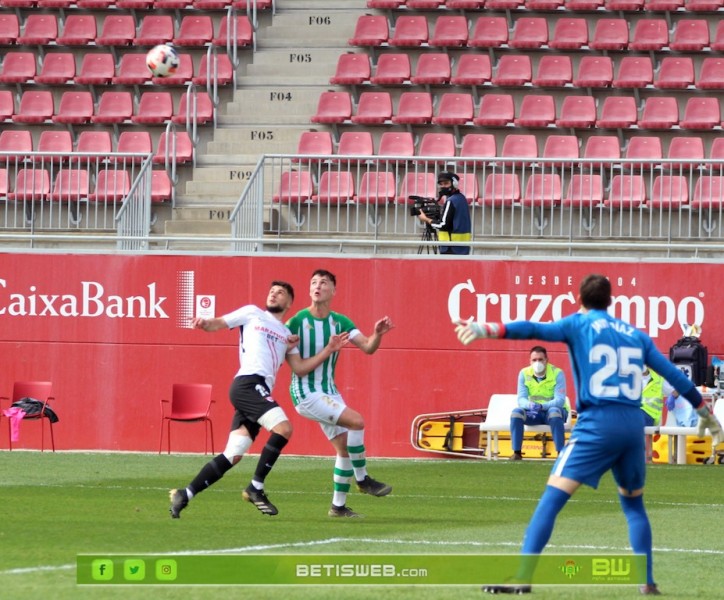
{"left": 559, "top": 560, "right": 582, "bottom": 580}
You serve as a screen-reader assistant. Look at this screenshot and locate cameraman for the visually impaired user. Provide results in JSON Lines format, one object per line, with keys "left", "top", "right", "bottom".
{"left": 417, "top": 172, "right": 471, "bottom": 255}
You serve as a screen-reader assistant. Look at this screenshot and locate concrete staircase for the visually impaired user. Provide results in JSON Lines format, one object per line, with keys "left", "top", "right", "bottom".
{"left": 166, "top": 0, "right": 368, "bottom": 238}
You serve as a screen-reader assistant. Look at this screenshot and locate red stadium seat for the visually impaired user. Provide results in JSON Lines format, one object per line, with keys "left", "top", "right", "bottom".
{"left": 655, "top": 57, "right": 694, "bottom": 90}
{"left": 474, "top": 94, "right": 514, "bottom": 127}
{"left": 563, "top": 174, "right": 603, "bottom": 207}
{"left": 666, "top": 136, "right": 704, "bottom": 169}
{"left": 549, "top": 18, "right": 588, "bottom": 50}
{"left": 36, "top": 53, "right": 75, "bottom": 85}
{"left": 418, "top": 133, "right": 456, "bottom": 160}
{"left": 396, "top": 172, "right": 437, "bottom": 204}
{"left": 685, "top": 0, "right": 723, "bottom": 9}
{"left": 639, "top": 97, "right": 679, "bottom": 130}
{"left": 480, "top": 173, "right": 521, "bottom": 207}
{"left": 117, "top": 131, "right": 153, "bottom": 160}
{"left": 53, "top": 90, "right": 93, "bottom": 124}
{"left": 624, "top": 136, "right": 663, "bottom": 169}
{"left": 330, "top": 53, "right": 371, "bottom": 85}
{"left": 556, "top": 95, "right": 596, "bottom": 128}
{"left": 155, "top": 53, "right": 193, "bottom": 86}
{"left": 430, "top": 16, "right": 468, "bottom": 47}
{"left": 9, "top": 168, "right": 51, "bottom": 202}
{"left": 273, "top": 171, "right": 314, "bottom": 203}
{"left": 313, "top": 170, "right": 355, "bottom": 204}
{"left": 0, "top": 90, "right": 15, "bottom": 122}
{"left": 566, "top": 0, "right": 604, "bottom": 8}
{"left": 542, "top": 135, "right": 579, "bottom": 165}
{"left": 630, "top": 19, "right": 668, "bottom": 52}
{"left": 0, "top": 13, "right": 19, "bottom": 45}
{"left": 50, "top": 168, "right": 89, "bottom": 202}
{"left": 411, "top": 53, "right": 451, "bottom": 85}
{"left": 192, "top": 53, "right": 233, "bottom": 86}
{"left": 389, "top": 16, "right": 429, "bottom": 47}
{"left": 370, "top": 54, "right": 410, "bottom": 85}
{"left": 596, "top": 96, "right": 638, "bottom": 129}
{"left": 696, "top": 58, "right": 724, "bottom": 90}
{"left": 150, "top": 170, "right": 173, "bottom": 203}
{"left": 92, "top": 91, "right": 133, "bottom": 124}
{"left": 137, "top": 15, "right": 174, "bottom": 46}
{"left": 356, "top": 171, "right": 396, "bottom": 205}
{"left": 89, "top": 169, "right": 130, "bottom": 203}
{"left": 310, "top": 92, "right": 352, "bottom": 124}
{"left": 692, "top": 176, "right": 724, "bottom": 208}
{"left": 172, "top": 92, "right": 214, "bottom": 126}
{"left": 132, "top": 92, "right": 173, "bottom": 124}
{"left": 613, "top": 56, "right": 653, "bottom": 89}
{"left": 457, "top": 173, "right": 480, "bottom": 205}
{"left": 680, "top": 97, "right": 720, "bottom": 130}
{"left": 77, "top": 131, "right": 112, "bottom": 155}
{"left": 515, "top": 94, "right": 555, "bottom": 128}
{"left": 76, "top": 53, "right": 115, "bottom": 85}
{"left": 526, "top": 0, "right": 564, "bottom": 9}
{"left": 378, "top": 131, "right": 415, "bottom": 157}
{"left": 645, "top": 0, "right": 683, "bottom": 9}
{"left": 606, "top": 175, "right": 646, "bottom": 208}
{"left": 487, "top": 0, "right": 523, "bottom": 8}
{"left": 708, "top": 137, "right": 724, "bottom": 161}
{"left": 366, "top": 0, "right": 406, "bottom": 6}
{"left": 501, "top": 134, "right": 538, "bottom": 165}
{"left": 533, "top": 55, "right": 572, "bottom": 88}
{"left": 510, "top": 18, "right": 548, "bottom": 50}
{"left": 447, "top": 0, "right": 485, "bottom": 6}
{"left": 0, "top": 51, "right": 36, "bottom": 84}
{"left": 174, "top": 15, "right": 214, "bottom": 47}
{"left": 432, "top": 92, "right": 474, "bottom": 126}
{"left": 17, "top": 13, "right": 57, "bottom": 45}
{"left": 407, "top": 0, "right": 444, "bottom": 7}
{"left": 57, "top": 14, "right": 96, "bottom": 45}
{"left": 77, "top": 0, "right": 116, "bottom": 7}
{"left": 459, "top": 133, "right": 496, "bottom": 165}
{"left": 349, "top": 15, "right": 389, "bottom": 47}
{"left": 0, "top": 129, "right": 32, "bottom": 157}
{"left": 574, "top": 56, "right": 613, "bottom": 88}
{"left": 492, "top": 55, "right": 532, "bottom": 87}
{"left": 670, "top": 19, "right": 709, "bottom": 52}
{"left": 97, "top": 14, "right": 135, "bottom": 46}
{"left": 15, "top": 91, "right": 53, "bottom": 124}
{"left": 606, "top": 0, "right": 643, "bottom": 8}
{"left": 117, "top": 0, "right": 154, "bottom": 9}
{"left": 469, "top": 16, "right": 508, "bottom": 48}
{"left": 113, "top": 53, "right": 152, "bottom": 85}
{"left": 590, "top": 19, "right": 628, "bottom": 51}
{"left": 338, "top": 131, "right": 374, "bottom": 159}
{"left": 450, "top": 54, "right": 491, "bottom": 86}
{"left": 522, "top": 173, "right": 562, "bottom": 207}
{"left": 584, "top": 135, "right": 621, "bottom": 165}
{"left": 351, "top": 91, "right": 393, "bottom": 124}
{"left": 649, "top": 175, "right": 689, "bottom": 209}
{"left": 296, "top": 131, "right": 333, "bottom": 159}
{"left": 391, "top": 92, "right": 433, "bottom": 125}
{"left": 153, "top": 131, "right": 194, "bottom": 165}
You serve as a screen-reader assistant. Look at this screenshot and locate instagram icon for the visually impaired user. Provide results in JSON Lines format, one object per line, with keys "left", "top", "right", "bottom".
{"left": 155, "top": 559, "right": 178, "bottom": 581}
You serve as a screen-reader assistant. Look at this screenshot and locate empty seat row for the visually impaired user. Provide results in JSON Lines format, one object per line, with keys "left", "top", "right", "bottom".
{"left": 0, "top": 51, "right": 234, "bottom": 86}
{"left": 0, "top": 128, "right": 194, "bottom": 164}
{"left": 297, "top": 130, "right": 724, "bottom": 165}
{"left": 312, "top": 90, "right": 724, "bottom": 130}
{"left": 332, "top": 52, "right": 724, "bottom": 91}
{"left": 275, "top": 168, "right": 724, "bottom": 209}
{"left": 350, "top": 15, "right": 724, "bottom": 52}
{"left": 0, "top": 89, "right": 212, "bottom": 129}
{"left": 0, "top": 0, "right": 269, "bottom": 10}
{"left": 366, "top": 0, "right": 724, "bottom": 12}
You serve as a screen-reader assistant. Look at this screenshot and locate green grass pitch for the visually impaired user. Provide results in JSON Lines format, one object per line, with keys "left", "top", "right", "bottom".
{"left": 0, "top": 452, "right": 721, "bottom": 600}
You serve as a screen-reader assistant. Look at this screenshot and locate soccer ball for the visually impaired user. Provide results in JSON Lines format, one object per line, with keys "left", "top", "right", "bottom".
{"left": 146, "top": 44, "right": 180, "bottom": 78}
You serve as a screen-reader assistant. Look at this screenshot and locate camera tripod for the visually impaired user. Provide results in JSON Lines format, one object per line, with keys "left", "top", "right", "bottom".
{"left": 418, "top": 223, "right": 438, "bottom": 255}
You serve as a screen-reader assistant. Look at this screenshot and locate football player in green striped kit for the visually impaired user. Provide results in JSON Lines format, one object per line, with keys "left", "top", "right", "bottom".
{"left": 286, "top": 269, "right": 394, "bottom": 517}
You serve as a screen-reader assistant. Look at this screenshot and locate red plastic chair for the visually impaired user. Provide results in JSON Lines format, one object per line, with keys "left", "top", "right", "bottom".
{"left": 153, "top": 131, "right": 194, "bottom": 165}
{"left": 0, "top": 90, "right": 13, "bottom": 122}
{"left": 174, "top": 15, "right": 213, "bottom": 47}
{"left": 154, "top": 53, "right": 194, "bottom": 86}
{"left": 349, "top": 15, "right": 389, "bottom": 47}
{"left": 606, "top": 174, "right": 647, "bottom": 208}
{"left": 474, "top": 94, "right": 514, "bottom": 127}
{"left": 1, "top": 381, "right": 57, "bottom": 451}
{"left": 412, "top": 53, "right": 451, "bottom": 85}
{"left": 9, "top": 168, "right": 51, "bottom": 201}
{"left": 584, "top": 135, "right": 621, "bottom": 166}
{"left": 172, "top": 92, "right": 214, "bottom": 126}
{"left": 0, "top": 51, "right": 36, "bottom": 84}
{"left": 450, "top": 53, "right": 491, "bottom": 86}
{"left": 624, "top": 136, "right": 663, "bottom": 170}
{"left": 515, "top": 95, "right": 556, "bottom": 128}
{"left": 655, "top": 57, "right": 694, "bottom": 89}
{"left": 459, "top": 133, "right": 496, "bottom": 165}
{"left": 89, "top": 169, "right": 130, "bottom": 203}
{"left": 492, "top": 55, "right": 532, "bottom": 87}
{"left": 213, "top": 15, "right": 253, "bottom": 48}
{"left": 670, "top": 19, "right": 710, "bottom": 52}
{"left": 590, "top": 18, "right": 629, "bottom": 51}
{"left": 337, "top": 131, "right": 374, "bottom": 160}
{"left": 36, "top": 53, "right": 75, "bottom": 85}
{"left": 556, "top": 95, "right": 596, "bottom": 128}
{"left": 649, "top": 175, "right": 689, "bottom": 209}
{"left": 510, "top": 17, "right": 548, "bottom": 49}
{"left": 17, "top": 13, "right": 57, "bottom": 45}
{"left": 76, "top": 53, "right": 114, "bottom": 85}
{"left": 378, "top": 131, "right": 415, "bottom": 157}
{"left": 0, "top": 13, "right": 19, "bottom": 45}
{"left": 666, "top": 137, "right": 704, "bottom": 170}
{"left": 356, "top": 171, "right": 396, "bottom": 205}
{"left": 418, "top": 133, "right": 456, "bottom": 160}
{"left": 151, "top": 170, "right": 173, "bottom": 203}
{"left": 480, "top": 173, "right": 521, "bottom": 207}
{"left": 697, "top": 58, "right": 724, "bottom": 90}
{"left": 132, "top": 92, "right": 173, "bottom": 124}
{"left": 159, "top": 383, "right": 215, "bottom": 454}
{"left": 77, "top": 130, "right": 113, "bottom": 155}
{"left": 469, "top": 16, "right": 508, "bottom": 48}
{"left": 330, "top": 53, "right": 371, "bottom": 85}
{"left": 15, "top": 91, "right": 54, "bottom": 124}
{"left": 680, "top": 97, "right": 720, "bottom": 130}
{"left": 0, "top": 129, "right": 32, "bottom": 157}
{"left": 351, "top": 92, "right": 392, "bottom": 124}
{"left": 50, "top": 168, "right": 89, "bottom": 202}
{"left": 542, "top": 135, "right": 580, "bottom": 166}
{"left": 389, "top": 15, "right": 429, "bottom": 47}
{"left": 613, "top": 56, "right": 653, "bottom": 89}
{"left": 596, "top": 96, "right": 638, "bottom": 129}
{"left": 92, "top": 91, "right": 133, "bottom": 124}
{"left": 630, "top": 19, "right": 668, "bottom": 51}
{"left": 117, "top": 131, "right": 153, "bottom": 161}
{"left": 522, "top": 174, "right": 562, "bottom": 207}
{"left": 311, "top": 91, "right": 352, "bottom": 124}
{"left": 639, "top": 97, "right": 679, "bottom": 130}
{"left": 192, "top": 53, "right": 233, "bottom": 86}
{"left": 549, "top": 18, "right": 588, "bottom": 50}
{"left": 57, "top": 14, "right": 97, "bottom": 45}
{"left": 273, "top": 171, "right": 314, "bottom": 203}
{"left": 533, "top": 55, "right": 572, "bottom": 87}
{"left": 137, "top": 15, "right": 174, "bottom": 46}
{"left": 432, "top": 92, "right": 474, "bottom": 126}
{"left": 296, "top": 131, "right": 334, "bottom": 160}
{"left": 692, "top": 176, "right": 724, "bottom": 208}
{"left": 97, "top": 14, "right": 135, "bottom": 46}
{"left": 113, "top": 53, "right": 152, "bottom": 85}
{"left": 370, "top": 53, "right": 410, "bottom": 85}
{"left": 391, "top": 92, "right": 433, "bottom": 125}
{"left": 313, "top": 170, "right": 355, "bottom": 204}
{"left": 563, "top": 174, "right": 603, "bottom": 207}
{"left": 574, "top": 56, "right": 613, "bottom": 88}
{"left": 53, "top": 91, "right": 93, "bottom": 125}
{"left": 501, "top": 134, "right": 539, "bottom": 165}
{"left": 430, "top": 15, "right": 469, "bottom": 47}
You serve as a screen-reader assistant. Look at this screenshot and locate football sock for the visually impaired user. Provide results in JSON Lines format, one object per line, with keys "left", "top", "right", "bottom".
{"left": 187, "top": 454, "right": 233, "bottom": 496}
{"left": 252, "top": 432, "right": 288, "bottom": 486}
{"left": 332, "top": 455, "right": 353, "bottom": 507}
{"left": 347, "top": 429, "right": 368, "bottom": 481}
{"left": 620, "top": 494, "right": 654, "bottom": 585}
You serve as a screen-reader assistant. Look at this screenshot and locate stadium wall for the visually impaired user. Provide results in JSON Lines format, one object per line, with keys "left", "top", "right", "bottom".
{"left": 0, "top": 253, "right": 718, "bottom": 457}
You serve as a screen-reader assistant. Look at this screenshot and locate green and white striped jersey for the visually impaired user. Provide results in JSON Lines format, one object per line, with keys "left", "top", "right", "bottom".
{"left": 287, "top": 308, "right": 358, "bottom": 404}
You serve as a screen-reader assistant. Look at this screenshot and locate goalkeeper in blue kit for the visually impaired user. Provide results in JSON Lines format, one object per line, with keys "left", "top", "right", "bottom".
{"left": 454, "top": 274, "right": 723, "bottom": 596}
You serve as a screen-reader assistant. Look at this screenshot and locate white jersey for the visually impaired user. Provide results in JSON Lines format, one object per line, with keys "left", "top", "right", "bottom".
{"left": 222, "top": 305, "right": 299, "bottom": 391}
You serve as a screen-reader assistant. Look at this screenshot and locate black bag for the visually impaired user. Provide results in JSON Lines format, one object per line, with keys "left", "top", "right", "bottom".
{"left": 669, "top": 336, "right": 708, "bottom": 386}
{"left": 10, "top": 397, "right": 60, "bottom": 423}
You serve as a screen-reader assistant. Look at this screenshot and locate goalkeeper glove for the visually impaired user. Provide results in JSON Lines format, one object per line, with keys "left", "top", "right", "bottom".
{"left": 453, "top": 321, "right": 503, "bottom": 345}
{"left": 696, "top": 403, "right": 723, "bottom": 447}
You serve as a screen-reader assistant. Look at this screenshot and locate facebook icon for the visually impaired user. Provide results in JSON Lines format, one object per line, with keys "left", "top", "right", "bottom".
{"left": 91, "top": 559, "right": 114, "bottom": 581}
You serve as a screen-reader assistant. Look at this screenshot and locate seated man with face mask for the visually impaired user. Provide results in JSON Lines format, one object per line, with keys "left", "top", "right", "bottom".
{"left": 510, "top": 345, "right": 569, "bottom": 460}
{"left": 640, "top": 366, "right": 675, "bottom": 427}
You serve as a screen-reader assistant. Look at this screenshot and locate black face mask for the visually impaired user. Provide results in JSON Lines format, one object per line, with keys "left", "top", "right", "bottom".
{"left": 439, "top": 186, "right": 454, "bottom": 196}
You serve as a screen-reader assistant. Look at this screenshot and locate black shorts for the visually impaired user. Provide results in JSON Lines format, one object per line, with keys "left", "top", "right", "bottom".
{"left": 228, "top": 375, "right": 279, "bottom": 440}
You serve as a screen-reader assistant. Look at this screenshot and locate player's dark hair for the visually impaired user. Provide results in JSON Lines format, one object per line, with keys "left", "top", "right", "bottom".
{"left": 271, "top": 280, "right": 294, "bottom": 301}
{"left": 530, "top": 346, "right": 547, "bottom": 357}
{"left": 580, "top": 274, "right": 611, "bottom": 310}
{"left": 311, "top": 269, "right": 336, "bottom": 286}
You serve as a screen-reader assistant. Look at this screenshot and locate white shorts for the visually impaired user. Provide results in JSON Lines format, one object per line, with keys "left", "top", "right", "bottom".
{"left": 295, "top": 392, "right": 348, "bottom": 440}
{"left": 257, "top": 406, "right": 288, "bottom": 432}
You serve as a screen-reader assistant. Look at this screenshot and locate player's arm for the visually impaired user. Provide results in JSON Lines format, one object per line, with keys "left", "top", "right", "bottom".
{"left": 286, "top": 332, "right": 350, "bottom": 376}
{"left": 191, "top": 317, "right": 228, "bottom": 332}
{"left": 453, "top": 319, "right": 568, "bottom": 345}
{"left": 351, "top": 316, "right": 394, "bottom": 355}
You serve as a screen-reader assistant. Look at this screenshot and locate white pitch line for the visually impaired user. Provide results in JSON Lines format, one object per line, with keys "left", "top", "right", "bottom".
{"left": 3, "top": 537, "right": 723, "bottom": 577}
